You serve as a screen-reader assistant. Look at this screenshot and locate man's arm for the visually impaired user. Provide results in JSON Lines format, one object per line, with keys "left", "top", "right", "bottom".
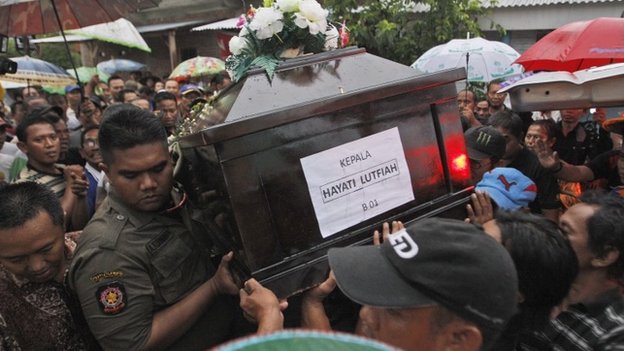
{"left": 301, "top": 272, "right": 337, "bottom": 331}
{"left": 142, "top": 252, "right": 239, "bottom": 350}
{"left": 239, "top": 278, "right": 287, "bottom": 335}
{"left": 63, "top": 165, "right": 90, "bottom": 230}
{"left": 535, "top": 139, "right": 595, "bottom": 182}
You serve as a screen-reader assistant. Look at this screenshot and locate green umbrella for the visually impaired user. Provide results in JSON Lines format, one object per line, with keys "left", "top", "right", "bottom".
{"left": 42, "top": 85, "right": 65, "bottom": 95}
{"left": 215, "top": 330, "right": 397, "bottom": 351}
{"left": 67, "top": 66, "right": 110, "bottom": 83}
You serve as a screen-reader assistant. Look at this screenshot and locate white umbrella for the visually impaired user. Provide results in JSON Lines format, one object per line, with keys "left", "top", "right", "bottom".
{"left": 97, "top": 59, "right": 145, "bottom": 75}
{"left": 65, "top": 18, "right": 151, "bottom": 53}
{"left": 31, "top": 19, "right": 151, "bottom": 53}
{"left": 499, "top": 63, "right": 624, "bottom": 111}
{"left": 411, "top": 37, "right": 524, "bottom": 82}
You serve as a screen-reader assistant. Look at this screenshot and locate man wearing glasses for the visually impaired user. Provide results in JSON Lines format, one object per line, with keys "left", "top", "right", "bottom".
{"left": 79, "top": 125, "right": 104, "bottom": 218}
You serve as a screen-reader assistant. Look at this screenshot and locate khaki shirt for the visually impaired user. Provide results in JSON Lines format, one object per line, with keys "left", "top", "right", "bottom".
{"left": 68, "top": 187, "right": 235, "bottom": 350}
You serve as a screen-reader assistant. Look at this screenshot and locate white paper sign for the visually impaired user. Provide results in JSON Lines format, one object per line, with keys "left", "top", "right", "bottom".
{"left": 300, "top": 127, "right": 414, "bottom": 238}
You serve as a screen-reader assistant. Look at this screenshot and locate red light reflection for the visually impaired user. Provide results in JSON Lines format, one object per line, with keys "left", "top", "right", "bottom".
{"left": 452, "top": 153, "right": 468, "bottom": 173}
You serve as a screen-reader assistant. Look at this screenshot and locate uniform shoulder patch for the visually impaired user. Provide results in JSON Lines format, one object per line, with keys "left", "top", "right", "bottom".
{"left": 90, "top": 270, "right": 124, "bottom": 283}
{"left": 96, "top": 281, "right": 127, "bottom": 315}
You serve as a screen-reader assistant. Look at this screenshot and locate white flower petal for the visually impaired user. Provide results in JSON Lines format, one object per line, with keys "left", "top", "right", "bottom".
{"left": 276, "top": 0, "right": 300, "bottom": 12}
{"left": 249, "top": 7, "right": 284, "bottom": 39}
{"left": 229, "top": 36, "right": 247, "bottom": 55}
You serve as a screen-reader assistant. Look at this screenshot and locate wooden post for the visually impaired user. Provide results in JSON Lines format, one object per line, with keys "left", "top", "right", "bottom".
{"left": 168, "top": 30, "right": 178, "bottom": 72}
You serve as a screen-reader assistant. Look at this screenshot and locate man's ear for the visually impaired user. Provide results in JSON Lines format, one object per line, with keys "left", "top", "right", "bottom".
{"left": 447, "top": 322, "right": 482, "bottom": 351}
{"left": 591, "top": 247, "right": 620, "bottom": 268}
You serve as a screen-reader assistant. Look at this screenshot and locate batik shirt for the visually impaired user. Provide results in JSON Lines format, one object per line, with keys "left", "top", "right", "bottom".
{"left": 0, "top": 266, "right": 90, "bottom": 350}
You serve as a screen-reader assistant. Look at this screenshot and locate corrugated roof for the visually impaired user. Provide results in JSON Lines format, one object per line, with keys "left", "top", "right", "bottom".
{"left": 191, "top": 17, "right": 238, "bottom": 31}
{"left": 488, "top": 0, "right": 617, "bottom": 7}
{"left": 135, "top": 20, "right": 206, "bottom": 33}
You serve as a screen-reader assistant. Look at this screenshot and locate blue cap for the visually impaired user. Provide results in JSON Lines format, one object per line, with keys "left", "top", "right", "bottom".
{"left": 180, "top": 84, "right": 203, "bottom": 96}
{"left": 64, "top": 84, "right": 81, "bottom": 94}
{"left": 476, "top": 167, "right": 537, "bottom": 210}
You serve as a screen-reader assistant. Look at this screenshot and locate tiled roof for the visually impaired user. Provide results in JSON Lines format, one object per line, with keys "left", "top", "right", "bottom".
{"left": 490, "top": 0, "right": 618, "bottom": 7}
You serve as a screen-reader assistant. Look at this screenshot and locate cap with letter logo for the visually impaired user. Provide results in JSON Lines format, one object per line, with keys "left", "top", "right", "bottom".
{"left": 328, "top": 217, "right": 518, "bottom": 332}
{"left": 464, "top": 125, "right": 506, "bottom": 161}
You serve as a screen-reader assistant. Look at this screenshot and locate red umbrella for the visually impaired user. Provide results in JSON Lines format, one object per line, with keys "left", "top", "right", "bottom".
{"left": 0, "top": 0, "right": 159, "bottom": 37}
{"left": 515, "top": 17, "right": 624, "bottom": 72}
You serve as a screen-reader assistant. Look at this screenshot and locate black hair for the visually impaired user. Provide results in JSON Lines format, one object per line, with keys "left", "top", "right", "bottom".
{"left": 458, "top": 89, "right": 475, "bottom": 103}
{"left": 16, "top": 113, "right": 55, "bottom": 142}
{"left": 580, "top": 191, "right": 624, "bottom": 279}
{"left": 117, "top": 88, "right": 137, "bottom": 103}
{"left": 0, "top": 182, "right": 64, "bottom": 229}
{"left": 107, "top": 75, "right": 123, "bottom": 85}
{"left": 10, "top": 101, "right": 26, "bottom": 115}
{"left": 138, "top": 85, "right": 154, "bottom": 97}
{"left": 495, "top": 210, "right": 578, "bottom": 329}
{"left": 87, "top": 95, "right": 105, "bottom": 111}
{"left": 211, "top": 74, "right": 224, "bottom": 85}
{"left": 80, "top": 125, "right": 100, "bottom": 147}
{"left": 487, "top": 79, "right": 505, "bottom": 92}
{"left": 529, "top": 119, "right": 557, "bottom": 141}
{"left": 99, "top": 104, "right": 167, "bottom": 165}
{"left": 489, "top": 111, "right": 524, "bottom": 141}
{"left": 154, "top": 91, "right": 177, "bottom": 105}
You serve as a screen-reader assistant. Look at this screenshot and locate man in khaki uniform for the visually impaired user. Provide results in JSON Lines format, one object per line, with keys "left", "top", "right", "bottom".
{"left": 68, "top": 104, "right": 239, "bottom": 350}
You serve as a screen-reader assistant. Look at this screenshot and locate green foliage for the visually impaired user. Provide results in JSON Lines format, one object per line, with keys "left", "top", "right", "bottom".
{"left": 324, "top": 0, "right": 500, "bottom": 65}
{"left": 37, "top": 43, "right": 81, "bottom": 70}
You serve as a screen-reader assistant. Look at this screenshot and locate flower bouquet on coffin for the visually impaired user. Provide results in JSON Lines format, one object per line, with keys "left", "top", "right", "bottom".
{"left": 226, "top": 0, "right": 347, "bottom": 83}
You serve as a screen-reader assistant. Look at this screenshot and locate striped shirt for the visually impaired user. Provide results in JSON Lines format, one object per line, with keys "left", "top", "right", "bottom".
{"left": 519, "top": 290, "right": 624, "bottom": 351}
{"left": 14, "top": 164, "right": 66, "bottom": 198}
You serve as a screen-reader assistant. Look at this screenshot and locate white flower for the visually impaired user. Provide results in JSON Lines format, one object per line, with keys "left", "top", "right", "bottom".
{"left": 293, "top": 0, "right": 328, "bottom": 35}
{"left": 276, "top": 0, "right": 300, "bottom": 12}
{"left": 249, "top": 7, "right": 284, "bottom": 40}
{"left": 239, "top": 26, "right": 249, "bottom": 37}
{"left": 229, "top": 36, "right": 248, "bottom": 55}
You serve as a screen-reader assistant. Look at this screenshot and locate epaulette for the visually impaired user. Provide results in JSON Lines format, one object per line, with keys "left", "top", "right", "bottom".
{"left": 97, "top": 209, "right": 128, "bottom": 250}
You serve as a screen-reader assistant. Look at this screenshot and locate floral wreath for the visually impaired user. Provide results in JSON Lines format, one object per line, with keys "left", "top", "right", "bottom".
{"left": 226, "top": 0, "right": 349, "bottom": 83}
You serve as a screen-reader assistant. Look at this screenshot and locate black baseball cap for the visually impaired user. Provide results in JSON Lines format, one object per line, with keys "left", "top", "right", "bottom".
{"left": 328, "top": 217, "right": 518, "bottom": 332}
{"left": 464, "top": 125, "right": 506, "bottom": 161}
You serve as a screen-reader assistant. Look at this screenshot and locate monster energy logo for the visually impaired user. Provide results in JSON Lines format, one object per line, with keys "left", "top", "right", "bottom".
{"left": 477, "top": 131, "right": 492, "bottom": 145}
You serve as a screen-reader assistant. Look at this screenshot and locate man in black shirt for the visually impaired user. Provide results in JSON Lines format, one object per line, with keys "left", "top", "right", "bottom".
{"left": 489, "top": 111, "right": 561, "bottom": 221}
{"left": 535, "top": 116, "right": 623, "bottom": 197}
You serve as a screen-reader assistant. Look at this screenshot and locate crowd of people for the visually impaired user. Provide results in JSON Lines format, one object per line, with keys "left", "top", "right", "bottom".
{"left": 0, "top": 68, "right": 623, "bottom": 351}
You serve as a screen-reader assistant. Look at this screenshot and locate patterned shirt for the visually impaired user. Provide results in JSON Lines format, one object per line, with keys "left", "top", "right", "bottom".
{"left": 14, "top": 164, "right": 66, "bottom": 198}
{"left": 0, "top": 266, "right": 95, "bottom": 350}
{"left": 519, "top": 290, "right": 624, "bottom": 351}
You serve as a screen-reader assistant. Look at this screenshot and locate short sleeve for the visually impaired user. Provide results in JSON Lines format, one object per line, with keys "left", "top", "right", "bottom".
{"left": 69, "top": 247, "right": 155, "bottom": 350}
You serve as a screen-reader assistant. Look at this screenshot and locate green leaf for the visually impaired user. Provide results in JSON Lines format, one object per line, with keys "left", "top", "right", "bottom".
{"left": 251, "top": 55, "right": 280, "bottom": 82}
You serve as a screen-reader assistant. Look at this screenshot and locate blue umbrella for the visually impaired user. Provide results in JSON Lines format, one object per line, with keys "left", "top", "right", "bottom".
{"left": 96, "top": 59, "right": 145, "bottom": 75}
{"left": 0, "top": 55, "right": 76, "bottom": 86}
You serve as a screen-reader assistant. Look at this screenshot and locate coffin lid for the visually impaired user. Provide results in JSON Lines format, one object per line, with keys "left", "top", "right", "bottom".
{"left": 180, "top": 47, "right": 466, "bottom": 148}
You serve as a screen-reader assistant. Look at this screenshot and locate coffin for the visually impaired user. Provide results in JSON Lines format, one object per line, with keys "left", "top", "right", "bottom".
{"left": 178, "top": 47, "right": 472, "bottom": 297}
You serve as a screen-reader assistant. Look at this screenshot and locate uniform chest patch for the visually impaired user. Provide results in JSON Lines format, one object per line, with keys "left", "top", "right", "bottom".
{"left": 96, "top": 281, "right": 127, "bottom": 315}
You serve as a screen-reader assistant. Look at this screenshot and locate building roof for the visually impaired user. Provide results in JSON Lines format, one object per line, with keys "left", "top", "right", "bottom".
{"left": 135, "top": 20, "right": 206, "bottom": 33}
{"left": 489, "top": 0, "right": 617, "bottom": 7}
{"left": 192, "top": 17, "right": 238, "bottom": 31}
